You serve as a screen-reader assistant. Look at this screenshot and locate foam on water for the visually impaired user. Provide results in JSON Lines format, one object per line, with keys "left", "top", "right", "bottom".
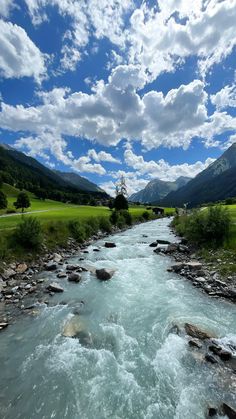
{"left": 0, "top": 218, "right": 236, "bottom": 419}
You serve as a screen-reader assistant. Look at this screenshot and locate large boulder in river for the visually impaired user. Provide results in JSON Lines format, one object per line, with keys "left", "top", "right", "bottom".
{"left": 184, "top": 323, "right": 215, "bottom": 340}
{"left": 45, "top": 261, "right": 57, "bottom": 271}
{"left": 62, "top": 315, "right": 92, "bottom": 345}
{"left": 68, "top": 273, "right": 81, "bottom": 283}
{"left": 105, "top": 242, "right": 116, "bottom": 248}
{"left": 156, "top": 239, "right": 171, "bottom": 245}
{"left": 96, "top": 268, "right": 115, "bottom": 281}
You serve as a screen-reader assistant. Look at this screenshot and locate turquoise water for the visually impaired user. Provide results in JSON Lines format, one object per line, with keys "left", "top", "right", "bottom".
{"left": 0, "top": 218, "right": 235, "bottom": 419}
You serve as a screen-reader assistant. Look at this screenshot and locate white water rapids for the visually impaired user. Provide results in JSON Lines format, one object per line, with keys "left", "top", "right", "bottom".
{"left": 0, "top": 218, "right": 235, "bottom": 419}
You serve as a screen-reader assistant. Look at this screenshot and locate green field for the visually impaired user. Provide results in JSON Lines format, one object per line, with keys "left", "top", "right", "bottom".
{"left": 0, "top": 184, "right": 174, "bottom": 230}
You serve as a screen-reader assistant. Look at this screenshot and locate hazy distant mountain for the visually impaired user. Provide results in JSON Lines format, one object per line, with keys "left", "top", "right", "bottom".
{"left": 129, "top": 176, "right": 191, "bottom": 203}
{"left": 56, "top": 171, "right": 104, "bottom": 193}
{"left": 161, "top": 143, "right": 236, "bottom": 207}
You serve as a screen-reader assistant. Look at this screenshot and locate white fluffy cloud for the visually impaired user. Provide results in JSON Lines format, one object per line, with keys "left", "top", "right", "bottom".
{"left": 211, "top": 85, "right": 236, "bottom": 110}
{"left": 15, "top": 133, "right": 106, "bottom": 175}
{"left": 0, "top": 68, "right": 220, "bottom": 150}
{"left": 0, "top": 19, "right": 47, "bottom": 82}
{"left": 0, "top": 0, "right": 16, "bottom": 17}
{"left": 128, "top": 0, "right": 236, "bottom": 81}
{"left": 124, "top": 148, "right": 215, "bottom": 182}
{"left": 88, "top": 149, "right": 121, "bottom": 163}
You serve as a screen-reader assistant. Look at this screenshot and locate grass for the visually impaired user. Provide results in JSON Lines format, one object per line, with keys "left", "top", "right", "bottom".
{"left": 0, "top": 183, "right": 174, "bottom": 230}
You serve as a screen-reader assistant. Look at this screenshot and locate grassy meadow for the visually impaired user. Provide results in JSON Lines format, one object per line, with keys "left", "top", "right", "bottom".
{"left": 0, "top": 183, "right": 174, "bottom": 231}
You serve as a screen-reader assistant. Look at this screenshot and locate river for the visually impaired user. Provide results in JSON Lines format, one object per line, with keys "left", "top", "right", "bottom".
{"left": 0, "top": 218, "right": 236, "bottom": 419}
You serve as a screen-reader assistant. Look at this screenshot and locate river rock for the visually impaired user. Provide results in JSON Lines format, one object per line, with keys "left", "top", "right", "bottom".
{"left": 184, "top": 323, "right": 215, "bottom": 340}
{"left": 53, "top": 253, "right": 62, "bottom": 263}
{"left": 221, "top": 403, "right": 236, "bottom": 419}
{"left": 62, "top": 315, "right": 92, "bottom": 346}
{"left": 207, "top": 407, "right": 218, "bottom": 417}
{"left": 156, "top": 239, "right": 171, "bottom": 245}
{"left": 15, "top": 263, "right": 28, "bottom": 274}
{"left": 96, "top": 268, "right": 115, "bottom": 281}
{"left": 105, "top": 242, "right": 116, "bottom": 248}
{"left": 45, "top": 261, "right": 57, "bottom": 271}
{"left": 205, "top": 353, "right": 218, "bottom": 364}
{"left": 66, "top": 264, "right": 79, "bottom": 271}
{"left": 170, "top": 263, "right": 185, "bottom": 273}
{"left": 149, "top": 242, "right": 158, "bottom": 247}
{"left": 188, "top": 338, "right": 202, "bottom": 349}
{"left": 185, "top": 261, "right": 202, "bottom": 271}
{"left": 0, "top": 322, "right": 8, "bottom": 331}
{"left": 3, "top": 268, "right": 16, "bottom": 280}
{"left": 57, "top": 272, "right": 67, "bottom": 278}
{"left": 68, "top": 273, "right": 81, "bottom": 283}
{"left": 47, "top": 282, "right": 64, "bottom": 292}
{"left": 166, "top": 243, "right": 179, "bottom": 253}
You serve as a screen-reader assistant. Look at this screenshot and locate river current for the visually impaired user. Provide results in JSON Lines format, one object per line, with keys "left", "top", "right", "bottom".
{"left": 0, "top": 218, "right": 235, "bottom": 419}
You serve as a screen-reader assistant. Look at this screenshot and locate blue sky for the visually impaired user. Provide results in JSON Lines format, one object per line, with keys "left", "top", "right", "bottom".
{"left": 0, "top": 0, "right": 236, "bottom": 195}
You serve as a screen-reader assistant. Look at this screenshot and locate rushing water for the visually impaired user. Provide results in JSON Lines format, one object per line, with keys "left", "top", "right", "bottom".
{"left": 0, "top": 218, "right": 236, "bottom": 419}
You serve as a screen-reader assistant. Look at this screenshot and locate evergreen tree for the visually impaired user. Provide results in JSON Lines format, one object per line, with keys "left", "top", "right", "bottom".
{"left": 14, "top": 192, "right": 30, "bottom": 213}
{"left": 113, "top": 194, "right": 128, "bottom": 211}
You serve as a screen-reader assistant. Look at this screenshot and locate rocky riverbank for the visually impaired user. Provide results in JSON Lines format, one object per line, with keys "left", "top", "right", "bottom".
{"left": 0, "top": 228, "right": 118, "bottom": 329}
{"left": 151, "top": 235, "right": 236, "bottom": 303}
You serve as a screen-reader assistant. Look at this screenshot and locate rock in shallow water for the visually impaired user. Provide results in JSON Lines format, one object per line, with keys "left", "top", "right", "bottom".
{"left": 47, "top": 282, "right": 64, "bottom": 292}
{"left": 96, "top": 268, "right": 115, "bottom": 281}
{"left": 68, "top": 273, "right": 81, "bottom": 283}
{"left": 105, "top": 242, "right": 116, "bottom": 248}
{"left": 184, "top": 323, "right": 215, "bottom": 340}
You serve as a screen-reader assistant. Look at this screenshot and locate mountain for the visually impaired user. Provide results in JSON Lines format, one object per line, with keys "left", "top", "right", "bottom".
{"left": 0, "top": 144, "right": 108, "bottom": 203}
{"left": 161, "top": 143, "right": 236, "bottom": 207}
{"left": 55, "top": 171, "right": 103, "bottom": 193}
{"left": 129, "top": 176, "right": 191, "bottom": 203}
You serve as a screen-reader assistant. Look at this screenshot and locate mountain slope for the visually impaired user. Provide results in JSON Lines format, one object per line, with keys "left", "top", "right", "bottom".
{"left": 161, "top": 143, "right": 236, "bottom": 207}
{"left": 129, "top": 176, "right": 191, "bottom": 203}
{"left": 55, "top": 171, "right": 103, "bottom": 193}
{"left": 0, "top": 144, "right": 108, "bottom": 201}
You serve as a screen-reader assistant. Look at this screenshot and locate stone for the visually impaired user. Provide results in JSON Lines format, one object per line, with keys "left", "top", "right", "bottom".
{"left": 178, "top": 244, "right": 190, "bottom": 253}
{"left": 208, "top": 407, "right": 218, "bottom": 417}
{"left": 3, "top": 268, "right": 16, "bottom": 280}
{"left": 96, "top": 268, "right": 115, "bottom": 281}
{"left": 53, "top": 253, "right": 62, "bottom": 263}
{"left": 93, "top": 248, "right": 100, "bottom": 252}
{"left": 0, "top": 322, "right": 8, "bottom": 331}
{"left": 45, "top": 261, "right": 57, "bottom": 271}
{"left": 166, "top": 244, "right": 179, "bottom": 253}
{"left": 195, "top": 277, "right": 206, "bottom": 283}
{"left": 171, "top": 263, "right": 185, "bottom": 273}
{"left": 156, "top": 239, "right": 171, "bottom": 245}
{"left": 15, "top": 263, "right": 28, "bottom": 274}
{"left": 149, "top": 242, "right": 158, "bottom": 247}
{"left": 68, "top": 273, "right": 81, "bottom": 283}
{"left": 218, "top": 349, "right": 232, "bottom": 361}
{"left": 24, "top": 284, "right": 32, "bottom": 290}
{"left": 66, "top": 264, "right": 79, "bottom": 271}
{"left": 188, "top": 339, "right": 202, "bottom": 349}
{"left": 62, "top": 315, "right": 85, "bottom": 338}
{"left": 205, "top": 353, "right": 218, "bottom": 364}
{"left": 57, "top": 273, "right": 67, "bottom": 279}
{"left": 184, "top": 323, "right": 215, "bottom": 340}
{"left": 105, "top": 242, "right": 116, "bottom": 248}
{"left": 47, "top": 282, "right": 64, "bottom": 293}
{"left": 222, "top": 403, "right": 236, "bottom": 419}
{"left": 185, "top": 261, "right": 202, "bottom": 271}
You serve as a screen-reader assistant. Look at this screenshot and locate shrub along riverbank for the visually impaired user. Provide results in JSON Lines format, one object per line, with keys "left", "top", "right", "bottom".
{"left": 0, "top": 209, "right": 160, "bottom": 265}
{"left": 172, "top": 205, "right": 236, "bottom": 277}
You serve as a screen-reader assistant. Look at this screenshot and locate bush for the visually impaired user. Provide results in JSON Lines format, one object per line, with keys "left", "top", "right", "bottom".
{"left": 120, "top": 210, "right": 133, "bottom": 226}
{"left": 68, "top": 219, "right": 86, "bottom": 243}
{"left": 110, "top": 210, "right": 119, "bottom": 225}
{"left": 173, "top": 206, "right": 231, "bottom": 247}
{"left": 6, "top": 208, "right": 16, "bottom": 214}
{"left": 142, "top": 211, "right": 150, "bottom": 221}
{"left": 99, "top": 217, "right": 112, "bottom": 233}
{"left": 14, "top": 217, "right": 42, "bottom": 249}
{"left": 113, "top": 194, "right": 128, "bottom": 210}
{"left": 44, "top": 221, "right": 69, "bottom": 247}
